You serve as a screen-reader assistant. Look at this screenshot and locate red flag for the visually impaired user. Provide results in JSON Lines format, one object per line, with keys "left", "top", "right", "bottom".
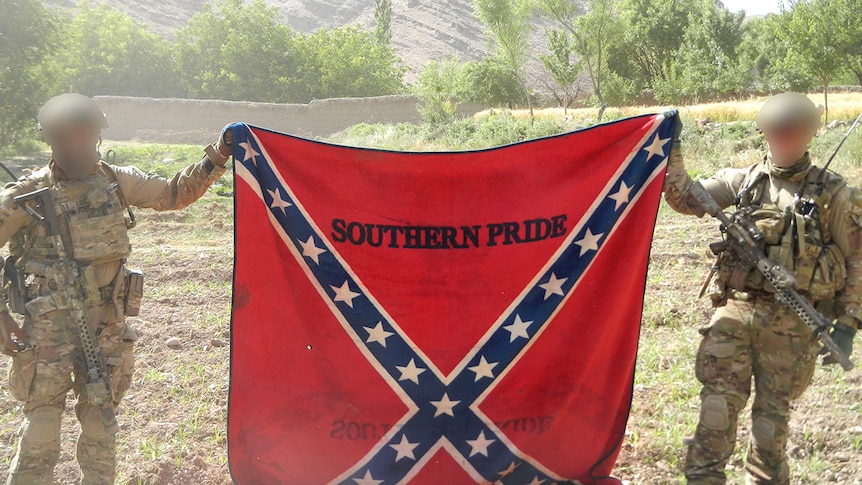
{"left": 228, "top": 114, "right": 673, "bottom": 484}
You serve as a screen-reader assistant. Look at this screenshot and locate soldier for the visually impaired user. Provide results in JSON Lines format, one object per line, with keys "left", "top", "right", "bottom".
{"left": 663, "top": 92, "right": 862, "bottom": 484}
{"left": 0, "top": 93, "right": 233, "bottom": 485}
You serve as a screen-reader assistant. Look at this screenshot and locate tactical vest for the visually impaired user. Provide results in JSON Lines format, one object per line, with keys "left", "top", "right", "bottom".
{"left": 13, "top": 164, "right": 131, "bottom": 266}
{"left": 709, "top": 163, "right": 847, "bottom": 304}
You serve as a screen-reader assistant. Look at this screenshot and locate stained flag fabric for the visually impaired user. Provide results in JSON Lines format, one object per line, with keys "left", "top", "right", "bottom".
{"left": 227, "top": 113, "right": 675, "bottom": 484}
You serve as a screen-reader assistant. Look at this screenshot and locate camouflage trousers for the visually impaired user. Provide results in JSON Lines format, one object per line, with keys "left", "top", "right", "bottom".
{"left": 5, "top": 303, "right": 135, "bottom": 485}
{"left": 684, "top": 296, "right": 820, "bottom": 485}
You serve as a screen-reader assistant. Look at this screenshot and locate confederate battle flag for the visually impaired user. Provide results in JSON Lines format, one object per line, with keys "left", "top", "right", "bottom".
{"left": 227, "top": 114, "right": 674, "bottom": 484}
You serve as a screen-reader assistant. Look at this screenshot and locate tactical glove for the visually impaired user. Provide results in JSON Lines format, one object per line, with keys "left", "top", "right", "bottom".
{"left": 661, "top": 110, "right": 682, "bottom": 144}
{"left": 822, "top": 316, "right": 857, "bottom": 366}
{"left": 0, "top": 310, "right": 25, "bottom": 355}
{"left": 217, "top": 124, "right": 234, "bottom": 158}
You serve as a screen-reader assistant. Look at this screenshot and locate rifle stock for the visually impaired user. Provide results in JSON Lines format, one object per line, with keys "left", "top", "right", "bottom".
{"left": 688, "top": 182, "right": 854, "bottom": 371}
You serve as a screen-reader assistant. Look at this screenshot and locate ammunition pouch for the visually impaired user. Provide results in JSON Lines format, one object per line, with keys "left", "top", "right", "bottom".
{"left": 800, "top": 243, "right": 846, "bottom": 300}
{"left": 65, "top": 186, "right": 131, "bottom": 264}
{"left": 123, "top": 268, "right": 143, "bottom": 316}
{"left": 3, "top": 256, "right": 27, "bottom": 315}
{"left": 21, "top": 262, "right": 101, "bottom": 318}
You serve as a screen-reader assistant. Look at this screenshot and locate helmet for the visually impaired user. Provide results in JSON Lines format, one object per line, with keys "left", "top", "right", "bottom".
{"left": 37, "top": 93, "right": 108, "bottom": 137}
{"left": 755, "top": 92, "right": 822, "bottom": 132}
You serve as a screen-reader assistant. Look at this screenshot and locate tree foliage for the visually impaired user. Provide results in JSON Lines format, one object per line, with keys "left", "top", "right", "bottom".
{"left": 772, "top": 0, "right": 858, "bottom": 122}
{"left": 665, "top": 0, "right": 749, "bottom": 102}
{"left": 0, "top": 0, "right": 61, "bottom": 152}
{"left": 374, "top": 0, "right": 393, "bottom": 46}
{"left": 463, "top": 58, "right": 526, "bottom": 107}
{"left": 294, "top": 26, "right": 406, "bottom": 102}
{"left": 53, "top": 2, "right": 177, "bottom": 98}
{"left": 474, "top": 0, "right": 534, "bottom": 111}
{"left": 537, "top": 0, "right": 620, "bottom": 119}
{"left": 174, "top": 0, "right": 298, "bottom": 102}
{"left": 416, "top": 57, "right": 469, "bottom": 123}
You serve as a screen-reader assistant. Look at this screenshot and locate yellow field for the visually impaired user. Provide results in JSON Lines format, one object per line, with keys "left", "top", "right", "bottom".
{"left": 482, "top": 92, "right": 862, "bottom": 123}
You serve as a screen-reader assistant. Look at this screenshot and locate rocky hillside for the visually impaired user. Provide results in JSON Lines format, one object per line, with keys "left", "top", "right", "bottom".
{"left": 48, "top": 0, "right": 504, "bottom": 79}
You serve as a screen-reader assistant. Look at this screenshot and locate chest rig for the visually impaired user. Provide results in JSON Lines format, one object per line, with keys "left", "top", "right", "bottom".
{"left": 22, "top": 165, "right": 132, "bottom": 265}
{"left": 710, "top": 162, "right": 847, "bottom": 303}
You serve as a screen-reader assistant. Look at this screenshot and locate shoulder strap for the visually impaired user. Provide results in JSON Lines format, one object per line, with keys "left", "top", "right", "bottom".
{"left": 98, "top": 161, "right": 136, "bottom": 229}
{"left": 735, "top": 164, "right": 768, "bottom": 208}
{"left": 97, "top": 162, "right": 127, "bottom": 208}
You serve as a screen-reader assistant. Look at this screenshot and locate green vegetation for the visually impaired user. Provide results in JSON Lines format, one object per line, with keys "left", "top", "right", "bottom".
{"left": 1, "top": 0, "right": 406, "bottom": 154}
{"left": 5, "top": 0, "right": 862, "bottom": 155}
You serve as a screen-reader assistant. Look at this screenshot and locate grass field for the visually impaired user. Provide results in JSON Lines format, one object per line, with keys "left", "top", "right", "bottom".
{"left": 0, "top": 94, "right": 860, "bottom": 484}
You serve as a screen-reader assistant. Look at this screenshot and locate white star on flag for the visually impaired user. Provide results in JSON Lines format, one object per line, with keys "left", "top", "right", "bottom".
{"left": 574, "top": 228, "right": 603, "bottom": 256}
{"left": 395, "top": 358, "right": 426, "bottom": 384}
{"left": 466, "top": 430, "right": 496, "bottom": 457}
{"left": 331, "top": 281, "right": 361, "bottom": 308}
{"left": 364, "top": 322, "right": 394, "bottom": 348}
{"left": 352, "top": 470, "right": 383, "bottom": 485}
{"left": 504, "top": 315, "right": 532, "bottom": 342}
{"left": 526, "top": 477, "right": 547, "bottom": 485}
{"left": 389, "top": 434, "right": 420, "bottom": 462}
{"left": 538, "top": 272, "right": 567, "bottom": 300}
{"left": 608, "top": 181, "right": 632, "bottom": 210}
{"left": 267, "top": 188, "right": 292, "bottom": 215}
{"left": 643, "top": 134, "right": 670, "bottom": 160}
{"left": 298, "top": 236, "right": 327, "bottom": 264}
{"left": 468, "top": 355, "right": 498, "bottom": 381}
{"left": 430, "top": 393, "right": 460, "bottom": 417}
{"left": 238, "top": 141, "right": 260, "bottom": 164}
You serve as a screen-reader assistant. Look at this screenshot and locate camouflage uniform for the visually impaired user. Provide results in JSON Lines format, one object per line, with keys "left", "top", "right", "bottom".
{"left": 664, "top": 109, "right": 862, "bottom": 483}
{"left": 0, "top": 96, "right": 230, "bottom": 485}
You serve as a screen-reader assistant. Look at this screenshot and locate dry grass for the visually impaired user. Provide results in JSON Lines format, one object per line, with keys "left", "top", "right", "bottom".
{"left": 481, "top": 92, "right": 862, "bottom": 124}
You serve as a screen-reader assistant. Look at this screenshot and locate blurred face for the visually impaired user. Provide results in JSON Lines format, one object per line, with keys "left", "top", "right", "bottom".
{"left": 762, "top": 123, "right": 814, "bottom": 167}
{"left": 45, "top": 124, "right": 101, "bottom": 177}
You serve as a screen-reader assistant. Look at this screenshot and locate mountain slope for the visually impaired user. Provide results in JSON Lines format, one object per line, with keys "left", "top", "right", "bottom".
{"left": 49, "top": 0, "right": 494, "bottom": 78}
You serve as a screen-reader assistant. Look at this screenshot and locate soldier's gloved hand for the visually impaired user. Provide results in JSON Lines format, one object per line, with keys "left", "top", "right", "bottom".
{"left": 661, "top": 110, "right": 682, "bottom": 144}
{"left": 216, "top": 124, "right": 234, "bottom": 158}
{"left": 0, "top": 310, "right": 25, "bottom": 355}
{"left": 822, "top": 316, "right": 857, "bottom": 366}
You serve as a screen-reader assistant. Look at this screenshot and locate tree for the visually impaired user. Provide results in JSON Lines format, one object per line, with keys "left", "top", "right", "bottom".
{"left": 666, "top": 0, "right": 749, "bottom": 102}
{"left": 537, "top": 0, "right": 620, "bottom": 120}
{"left": 374, "top": 0, "right": 393, "bottom": 46}
{"left": 463, "top": 58, "right": 526, "bottom": 107}
{"left": 0, "top": 0, "right": 62, "bottom": 153}
{"left": 474, "top": 0, "right": 534, "bottom": 113}
{"left": 416, "top": 57, "right": 468, "bottom": 123}
{"left": 829, "top": 0, "right": 862, "bottom": 85}
{"left": 52, "top": 2, "right": 178, "bottom": 98}
{"left": 174, "top": 0, "right": 298, "bottom": 102}
{"left": 608, "top": 0, "right": 697, "bottom": 101}
{"left": 775, "top": 0, "right": 851, "bottom": 123}
{"left": 294, "top": 26, "right": 406, "bottom": 102}
{"left": 539, "top": 29, "right": 581, "bottom": 113}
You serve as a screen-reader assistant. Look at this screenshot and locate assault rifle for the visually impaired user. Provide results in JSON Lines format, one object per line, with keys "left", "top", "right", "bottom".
{"left": 688, "top": 181, "right": 855, "bottom": 371}
{"left": 14, "top": 187, "right": 119, "bottom": 434}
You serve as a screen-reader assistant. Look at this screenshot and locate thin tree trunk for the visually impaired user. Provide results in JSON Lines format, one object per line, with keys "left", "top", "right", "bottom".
{"left": 823, "top": 80, "right": 829, "bottom": 127}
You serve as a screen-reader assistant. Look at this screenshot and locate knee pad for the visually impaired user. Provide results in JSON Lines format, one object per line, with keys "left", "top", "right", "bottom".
{"left": 751, "top": 416, "right": 777, "bottom": 451}
{"left": 79, "top": 404, "right": 111, "bottom": 440}
{"left": 701, "top": 394, "right": 730, "bottom": 431}
{"left": 25, "top": 406, "right": 61, "bottom": 444}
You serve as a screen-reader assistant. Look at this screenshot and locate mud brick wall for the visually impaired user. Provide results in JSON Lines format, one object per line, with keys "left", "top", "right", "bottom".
{"left": 95, "top": 95, "right": 482, "bottom": 144}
